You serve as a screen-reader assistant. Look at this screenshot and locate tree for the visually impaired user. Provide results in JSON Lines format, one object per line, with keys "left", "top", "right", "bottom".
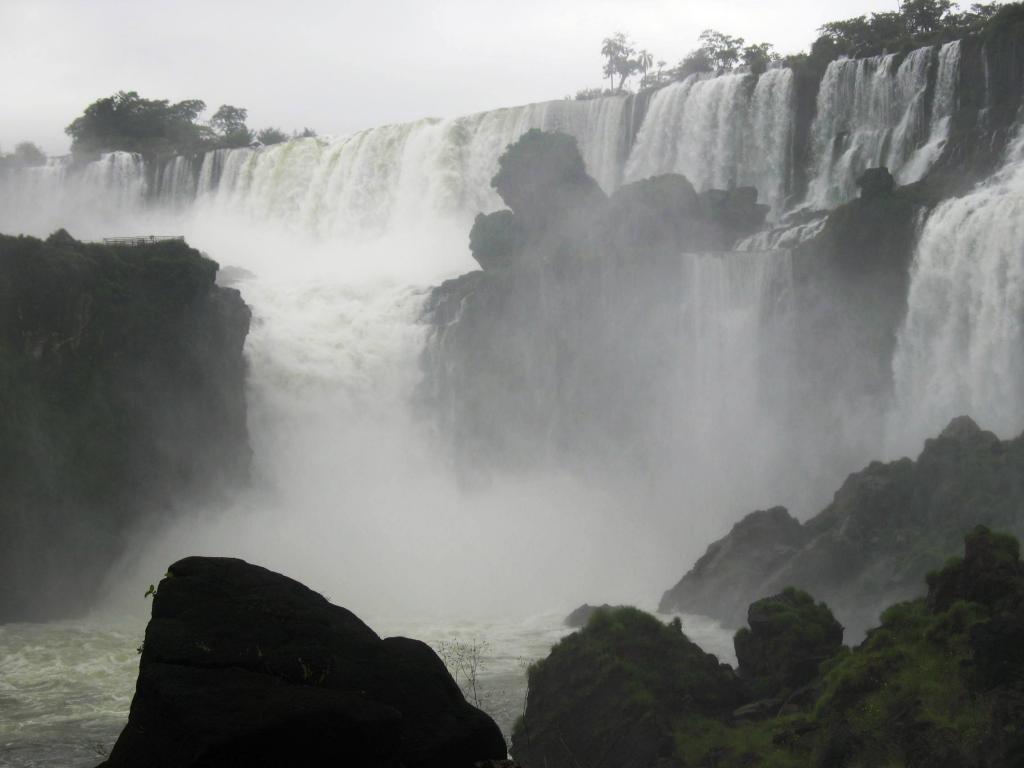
{"left": 256, "top": 127, "right": 288, "bottom": 145}
{"left": 636, "top": 49, "right": 654, "bottom": 87}
{"left": 66, "top": 91, "right": 209, "bottom": 158}
{"left": 209, "top": 104, "right": 252, "bottom": 147}
{"left": 293, "top": 127, "right": 317, "bottom": 139}
{"left": 13, "top": 142, "right": 46, "bottom": 166}
{"left": 675, "top": 48, "right": 714, "bottom": 80}
{"left": 742, "top": 43, "right": 778, "bottom": 76}
{"left": 900, "top": 0, "right": 954, "bottom": 33}
{"left": 698, "top": 29, "right": 746, "bottom": 73}
{"left": 601, "top": 33, "right": 640, "bottom": 91}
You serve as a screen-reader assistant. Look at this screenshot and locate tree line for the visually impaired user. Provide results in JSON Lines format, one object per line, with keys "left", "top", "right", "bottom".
{"left": 62, "top": 91, "right": 316, "bottom": 160}
{"left": 586, "top": 0, "right": 1006, "bottom": 98}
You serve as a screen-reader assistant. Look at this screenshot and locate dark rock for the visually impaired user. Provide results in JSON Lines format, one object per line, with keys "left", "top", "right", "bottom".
{"left": 661, "top": 417, "right": 1024, "bottom": 639}
{"left": 101, "top": 556, "right": 506, "bottom": 768}
{"left": 928, "top": 524, "right": 1023, "bottom": 613}
{"left": 0, "top": 232, "right": 251, "bottom": 621}
{"left": 512, "top": 606, "right": 742, "bottom": 768}
{"left": 491, "top": 128, "right": 605, "bottom": 233}
{"left": 855, "top": 167, "right": 895, "bottom": 199}
{"left": 733, "top": 588, "right": 843, "bottom": 699}
{"left": 470, "top": 210, "right": 526, "bottom": 271}
{"left": 659, "top": 507, "right": 806, "bottom": 625}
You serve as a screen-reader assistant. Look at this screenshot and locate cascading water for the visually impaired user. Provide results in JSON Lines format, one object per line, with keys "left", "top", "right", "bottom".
{"left": 1, "top": 56, "right": 1019, "bottom": 764}
{"left": 0, "top": 151, "right": 148, "bottom": 237}
{"left": 623, "top": 68, "right": 795, "bottom": 218}
{"left": 187, "top": 96, "right": 632, "bottom": 241}
{"left": 889, "top": 127, "right": 1024, "bottom": 455}
{"left": 807, "top": 44, "right": 958, "bottom": 208}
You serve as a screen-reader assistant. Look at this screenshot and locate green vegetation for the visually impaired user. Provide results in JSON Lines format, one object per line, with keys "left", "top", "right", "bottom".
{"left": 0, "top": 141, "right": 47, "bottom": 169}
{"left": 513, "top": 527, "right": 1024, "bottom": 767}
{"left": 735, "top": 588, "right": 844, "bottom": 700}
{"left": 63, "top": 90, "right": 317, "bottom": 160}
{"left": 593, "top": 1, "right": 1018, "bottom": 93}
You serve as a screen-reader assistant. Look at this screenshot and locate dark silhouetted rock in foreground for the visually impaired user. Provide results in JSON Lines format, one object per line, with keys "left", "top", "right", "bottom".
{"left": 100, "top": 557, "right": 505, "bottom": 768}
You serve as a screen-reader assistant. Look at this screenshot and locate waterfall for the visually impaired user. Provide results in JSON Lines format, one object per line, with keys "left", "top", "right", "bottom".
{"left": 807, "top": 44, "right": 957, "bottom": 208}
{"left": 900, "top": 41, "right": 962, "bottom": 182}
{"left": 623, "top": 69, "right": 795, "bottom": 218}
{"left": 154, "top": 155, "right": 198, "bottom": 207}
{"left": 665, "top": 249, "right": 818, "bottom": 522}
{"left": 0, "top": 151, "right": 147, "bottom": 237}
{"left": 889, "top": 127, "right": 1024, "bottom": 453}
{"left": 187, "top": 96, "right": 631, "bottom": 241}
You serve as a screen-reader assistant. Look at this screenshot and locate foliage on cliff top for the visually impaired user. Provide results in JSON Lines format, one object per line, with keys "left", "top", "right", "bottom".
{"left": 64, "top": 90, "right": 317, "bottom": 161}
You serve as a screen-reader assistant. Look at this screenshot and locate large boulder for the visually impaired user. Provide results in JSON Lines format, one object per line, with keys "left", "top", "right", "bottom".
{"left": 855, "top": 167, "right": 895, "bottom": 199}
{"left": 512, "top": 606, "right": 742, "bottom": 768}
{"left": 733, "top": 588, "right": 844, "bottom": 699}
{"left": 100, "top": 557, "right": 505, "bottom": 768}
{"left": 491, "top": 129, "right": 605, "bottom": 232}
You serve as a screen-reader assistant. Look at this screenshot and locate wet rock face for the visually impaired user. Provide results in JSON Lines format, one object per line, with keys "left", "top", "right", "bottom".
{"left": 855, "top": 167, "right": 895, "bottom": 199}
{"left": 658, "top": 506, "right": 806, "bottom": 626}
{"left": 661, "top": 417, "right": 1024, "bottom": 639}
{"left": 101, "top": 556, "right": 506, "bottom": 768}
{"left": 0, "top": 231, "right": 251, "bottom": 622}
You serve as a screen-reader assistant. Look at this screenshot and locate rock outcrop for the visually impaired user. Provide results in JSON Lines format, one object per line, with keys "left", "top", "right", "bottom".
{"left": 512, "top": 606, "right": 743, "bottom": 768}
{"left": 734, "top": 588, "right": 843, "bottom": 700}
{"left": 661, "top": 417, "right": 1024, "bottom": 637}
{"left": 421, "top": 130, "right": 771, "bottom": 474}
{"left": 100, "top": 556, "right": 506, "bottom": 768}
{"left": 0, "top": 231, "right": 251, "bottom": 621}
{"left": 515, "top": 528, "right": 1024, "bottom": 768}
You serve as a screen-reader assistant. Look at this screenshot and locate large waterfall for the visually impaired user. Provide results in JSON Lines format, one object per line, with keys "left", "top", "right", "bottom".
{"left": 625, "top": 69, "right": 795, "bottom": 217}
{"left": 807, "top": 42, "right": 961, "bottom": 209}
{"left": 1, "top": 44, "right": 1018, "bottom": 605}
{"left": 889, "top": 127, "right": 1024, "bottom": 454}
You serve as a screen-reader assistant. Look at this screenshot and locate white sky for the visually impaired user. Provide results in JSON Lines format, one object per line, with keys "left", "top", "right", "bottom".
{"left": 2, "top": 0, "right": 905, "bottom": 155}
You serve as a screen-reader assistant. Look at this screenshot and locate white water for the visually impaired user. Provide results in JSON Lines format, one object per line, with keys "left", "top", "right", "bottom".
{"left": 889, "top": 128, "right": 1024, "bottom": 454}
{"left": 807, "top": 43, "right": 961, "bottom": 209}
{"left": 624, "top": 69, "right": 795, "bottom": 217}
{"left": 5, "top": 59, "right": 1024, "bottom": 767}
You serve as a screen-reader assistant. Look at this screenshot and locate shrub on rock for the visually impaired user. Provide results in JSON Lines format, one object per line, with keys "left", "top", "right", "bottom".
{"left": 733, "top": 588, "right": 844, "bottom": 699}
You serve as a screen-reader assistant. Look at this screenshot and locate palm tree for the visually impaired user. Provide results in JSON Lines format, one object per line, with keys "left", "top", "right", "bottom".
{"left": 637, "top": 49, "right": 654, "bottom": 88}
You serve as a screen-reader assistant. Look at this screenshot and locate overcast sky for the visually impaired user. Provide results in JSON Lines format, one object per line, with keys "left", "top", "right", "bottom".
{"left": 2, "top": 0, "right": 905, "bottom": 155}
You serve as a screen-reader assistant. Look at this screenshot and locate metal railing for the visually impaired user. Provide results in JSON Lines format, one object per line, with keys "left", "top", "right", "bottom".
{"left": 102, "top": 235, "right": 185, "bottom": 247}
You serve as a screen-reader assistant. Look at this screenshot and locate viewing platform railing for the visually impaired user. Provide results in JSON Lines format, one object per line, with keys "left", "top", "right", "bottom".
{"left": 102, "top": 235, "right": 185, "bottom": 247}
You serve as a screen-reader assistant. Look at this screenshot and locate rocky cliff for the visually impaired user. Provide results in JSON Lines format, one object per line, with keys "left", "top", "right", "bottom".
{"left": 0, "top": 231, "right": 251, "bottom": 621}
{"left": 661, "top": 417, "right": 1024, "bottom": 637}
